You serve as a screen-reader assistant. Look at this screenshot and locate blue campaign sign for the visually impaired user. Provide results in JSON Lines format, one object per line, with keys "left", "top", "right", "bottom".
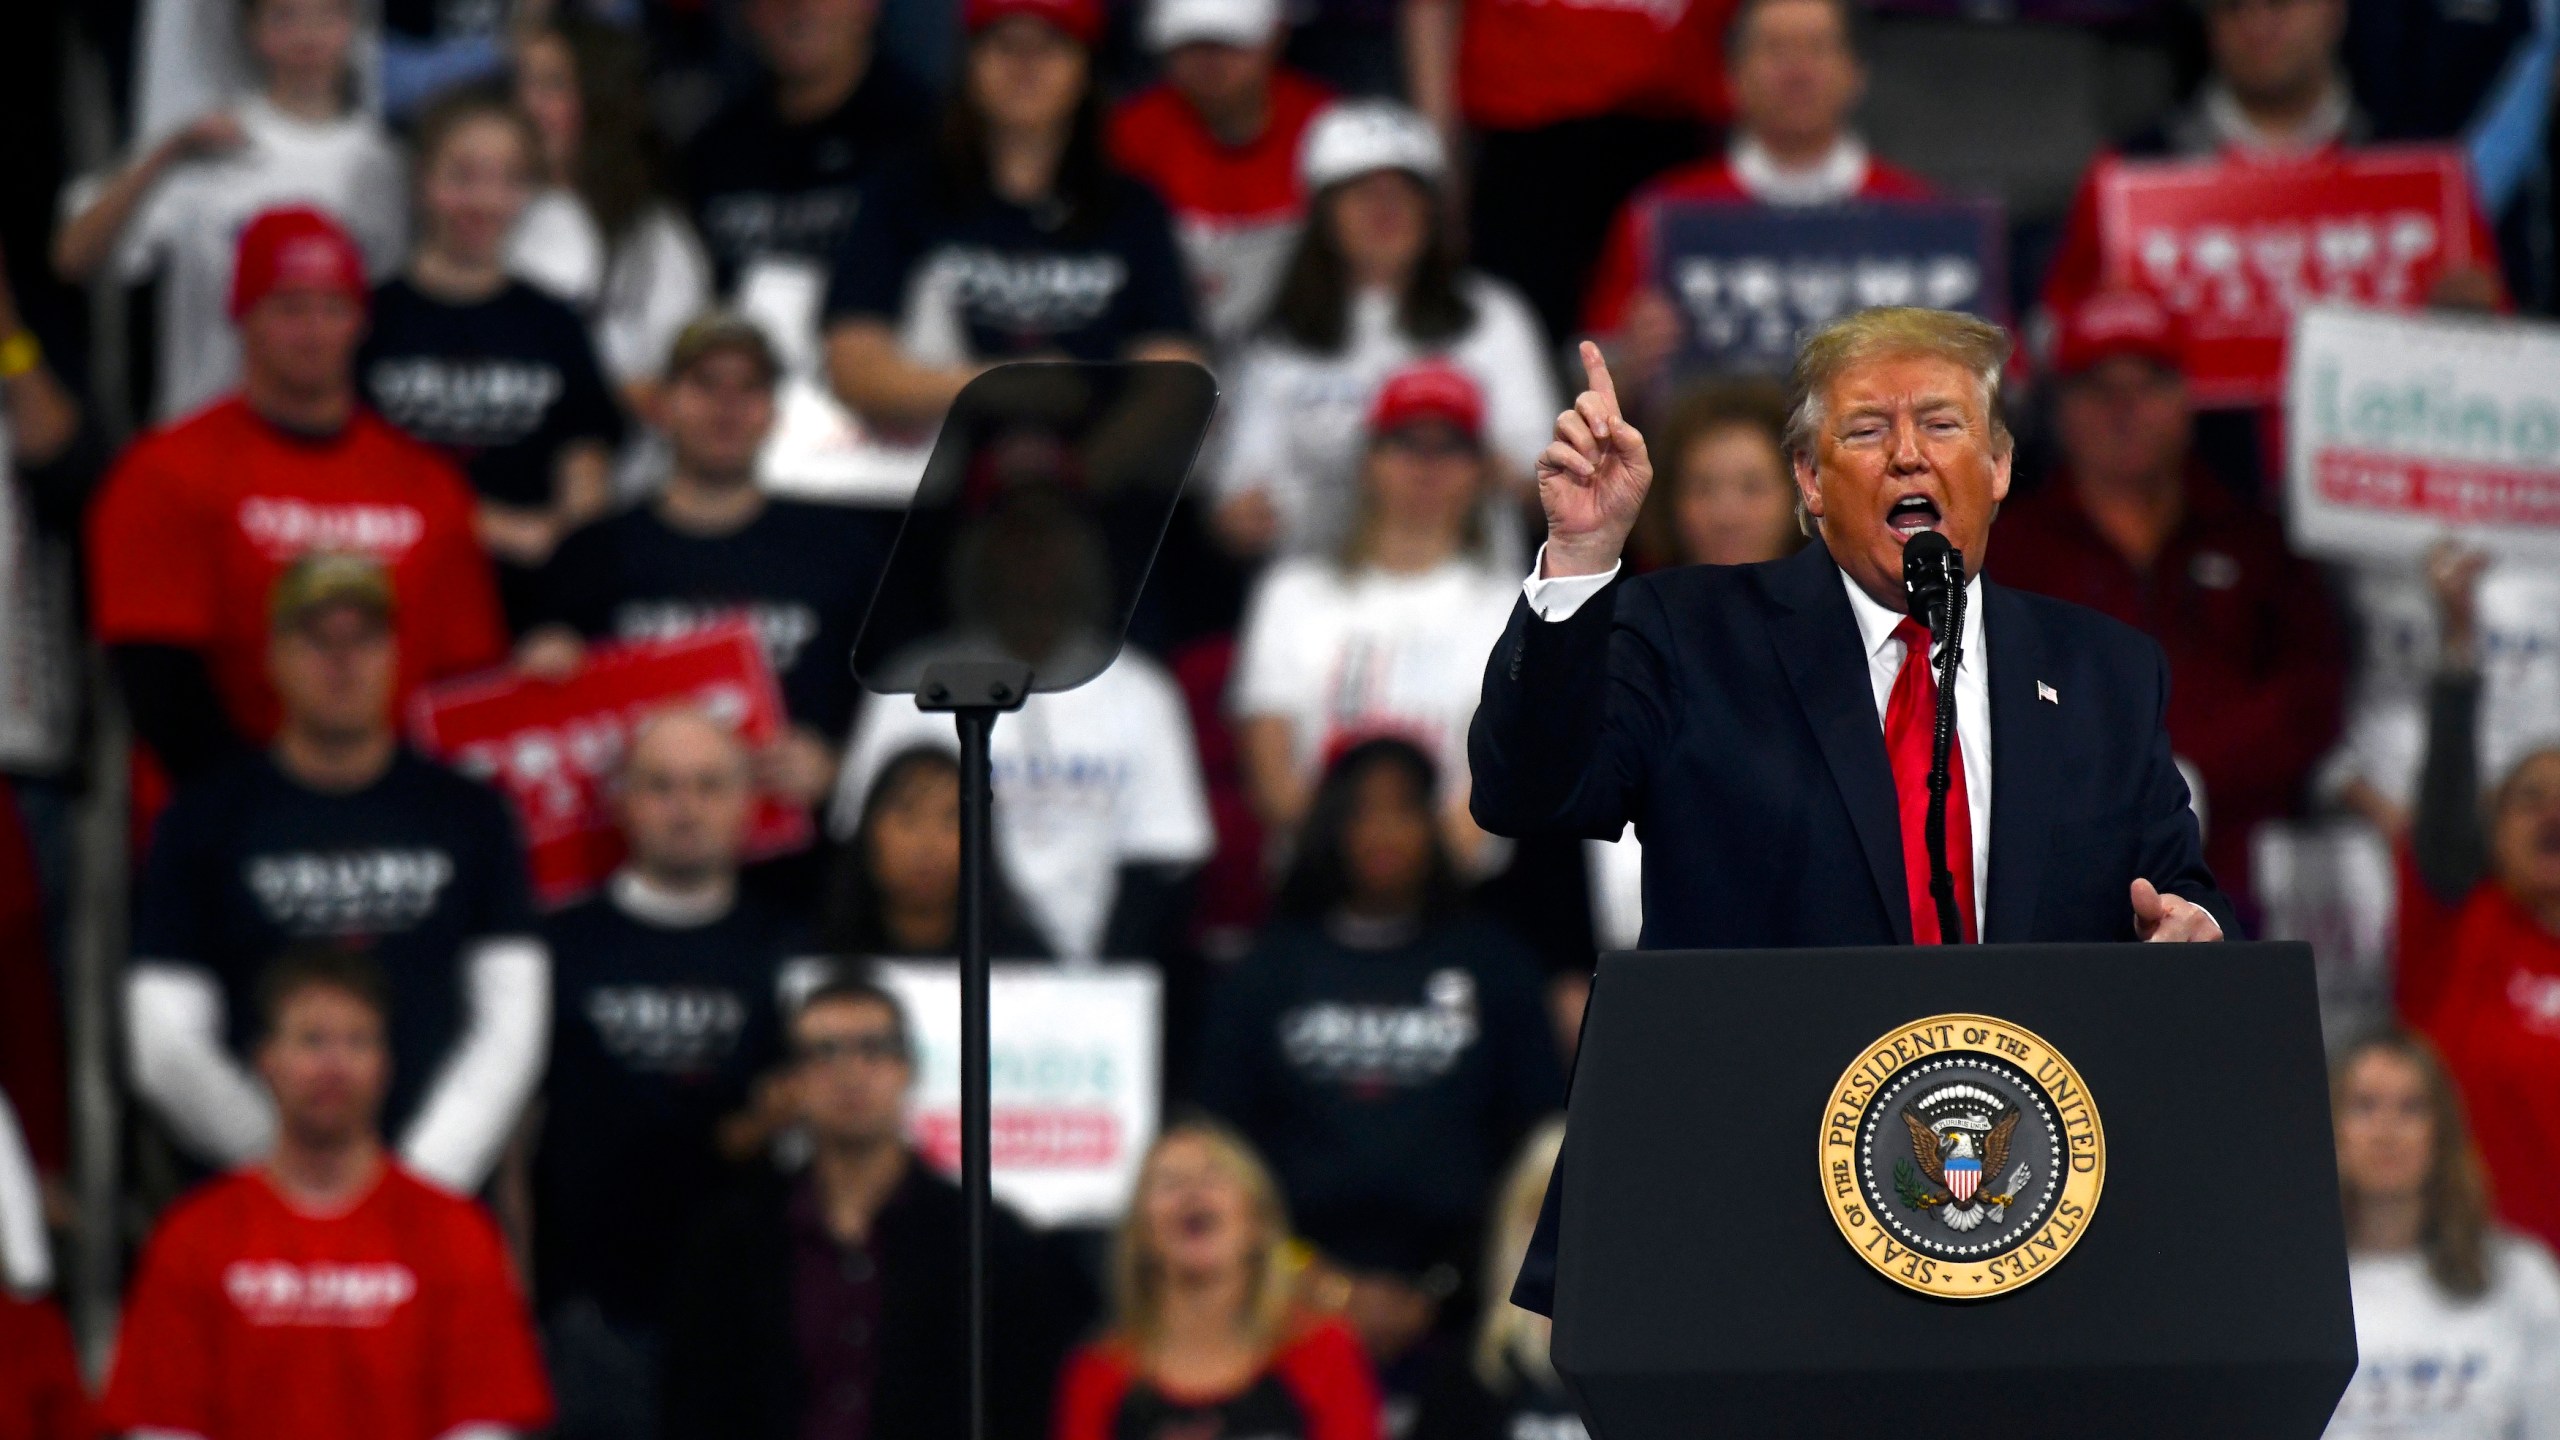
{"left": 1649, "top": 198, "right": 2008, "bottom": 375}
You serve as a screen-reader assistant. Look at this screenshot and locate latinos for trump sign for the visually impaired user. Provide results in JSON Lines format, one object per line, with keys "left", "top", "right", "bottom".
{"left": 2093, "top": 147, "right": 2484, "bottom": 408}
{"left": 408, "top": 622, "right": 813, "bottom": 905}
{"left": 1649, "top": 198, "right": 2007, "bottom": 374}
{"left": 2287, "top": 305, "right": 2560, "bottom": 565}
{"left": 876, "top": 961, "right": 1163, "bottom": 1228}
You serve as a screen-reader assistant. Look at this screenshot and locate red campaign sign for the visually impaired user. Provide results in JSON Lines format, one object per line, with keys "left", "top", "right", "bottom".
{"left": 2315, "top": 448, "right": 2560, "bottom": 528}
{"left": 407, "top": 622, "right": 813, "bottom": 906}
{"left": 2094, "top": 146, "right": 2483, "bottom": 407}
{"left": 914, "top": 1110, "right": 1122, "bottom": 1169}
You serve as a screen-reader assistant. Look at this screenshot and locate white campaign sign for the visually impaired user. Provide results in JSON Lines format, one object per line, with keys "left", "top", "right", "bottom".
{"left": 874, "top": 962, "right": 1162, "bottom": 1228}
{"left": 2287, "top": 305, "right": 2560, "bottom": 564}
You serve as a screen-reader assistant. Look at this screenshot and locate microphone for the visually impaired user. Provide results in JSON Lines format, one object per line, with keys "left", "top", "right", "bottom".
{"left": 1899, "top": 529, "right": 1968, "bottom": 945}
{"left": 1901, "top": 529, "right": 1964, "bottom": 639}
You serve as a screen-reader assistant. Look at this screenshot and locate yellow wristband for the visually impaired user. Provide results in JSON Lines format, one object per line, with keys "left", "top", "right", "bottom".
{"left": 0, "top": 330, "right": 38, "bottom": 381}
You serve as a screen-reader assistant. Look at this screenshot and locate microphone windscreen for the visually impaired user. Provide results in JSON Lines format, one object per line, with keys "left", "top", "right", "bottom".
{"left": 1901, "top": 529, "right": 1962, "bottom": 634}
{"left": 1901, "top": 529, "right": 1953, "bottom": 577}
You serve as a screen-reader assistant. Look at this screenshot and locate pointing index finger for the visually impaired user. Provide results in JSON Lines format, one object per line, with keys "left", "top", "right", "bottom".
{"left": 1579, "top": 340, "right": 1621, "bottom": 419}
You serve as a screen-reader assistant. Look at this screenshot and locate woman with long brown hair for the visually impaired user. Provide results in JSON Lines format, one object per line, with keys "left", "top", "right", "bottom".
{"left": 1213, "top": 100, "right": 1555, "bottom": 559}
{"left": 1054, "top": 1119, "right": 1382, "bottom": 1440}
{"left": 2324, "top": 1029, "right": 2560, "bottom": 1438}
{"left": 510, "top": 16, "right": 712, "bottom": 416}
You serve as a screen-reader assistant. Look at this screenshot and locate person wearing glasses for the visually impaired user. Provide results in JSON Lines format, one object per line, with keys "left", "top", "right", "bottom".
{"left": 661, "top": 974, "right": 1090, "bottom": 1440}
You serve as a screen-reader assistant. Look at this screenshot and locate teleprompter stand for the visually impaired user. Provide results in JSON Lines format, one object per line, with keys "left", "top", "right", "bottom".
{"left": 1548, "top": 942, "right": 2356, "bottom": 1439}
{"left": 851, "top": 362, "right": 1219, "bottom": 1440}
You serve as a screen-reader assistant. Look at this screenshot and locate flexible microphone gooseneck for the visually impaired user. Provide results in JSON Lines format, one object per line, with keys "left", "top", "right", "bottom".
{"left": 1902, "top": 529, "right": 1967, "bottom": 945}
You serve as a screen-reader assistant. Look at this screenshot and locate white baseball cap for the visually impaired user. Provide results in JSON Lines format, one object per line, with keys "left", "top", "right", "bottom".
{"left": 1298, "top": 100, "right": 1447, "bottom": 192}
{"left": 1145, "top": 0, "right": 1281, "bottom": 50}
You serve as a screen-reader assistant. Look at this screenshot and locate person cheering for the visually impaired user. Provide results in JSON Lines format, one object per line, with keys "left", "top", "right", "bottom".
{"left": 1053, "top": 1120, "right": 1383, "bottom": 1440}
{"left": 2397, "top": 542, "right": 2560, "bottom": 1261}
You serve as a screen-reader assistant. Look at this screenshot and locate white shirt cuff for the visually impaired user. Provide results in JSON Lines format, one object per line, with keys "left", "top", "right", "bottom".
{"left": 1521, "top": 545, "right": 1621, "bottom": 622}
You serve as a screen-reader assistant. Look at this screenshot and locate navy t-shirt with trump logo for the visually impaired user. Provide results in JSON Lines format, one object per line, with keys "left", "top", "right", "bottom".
{"left": 131, "top": 749, "right": 538, "bottom": 1139}
{"left": 682, "top": 64, "right": 936, "bottom": 293}
{"left": 531, "top": 498, "right": 896, "bottom": 740}
{"left": 822, "top": 159, "right": 1201, "bottom": 364}
{"left": 1193, "top": 914, "right": 1565, "bottom": 1273}
{"left": 358, "top": 277, "right": 627, "bottom": 510}
{"left": 532, "top": 886, "right": 800, "bottom": 1322}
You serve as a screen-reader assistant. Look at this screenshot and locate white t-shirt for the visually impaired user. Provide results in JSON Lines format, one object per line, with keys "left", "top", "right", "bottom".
{"left": 1216, "top": 275, "right": 1559, "bottom": 558}
{"left": 2321, "top": 561, "right": 2560, "bottom": 810}
{"left": 1229, "top": 555, "right": 1519, "bottom": 806}
{"left": 2327, "top": 1237, "right": 2560, "bottom": 1440}
{"left": 830, "top": 649, "right": 1214, "bottom": 959}
{"left": 510, "top": 190, "right": 714, "bottom": 388}
{"left": 76, "top": 95, "right": 408, "bottom": 423}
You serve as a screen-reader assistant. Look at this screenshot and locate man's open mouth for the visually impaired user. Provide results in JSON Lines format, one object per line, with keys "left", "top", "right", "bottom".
{"left": 1888, "top": 494, "right": 1943, "bottom": 537}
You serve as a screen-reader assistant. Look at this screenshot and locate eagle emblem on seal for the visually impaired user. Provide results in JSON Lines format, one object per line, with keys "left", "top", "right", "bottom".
{"left": 1893, "top": 1085, "right": 2032, "bottom": 1233}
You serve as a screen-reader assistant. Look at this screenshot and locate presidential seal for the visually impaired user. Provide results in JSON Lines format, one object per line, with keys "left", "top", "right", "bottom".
{"left": 1818, "top": 1014, "right": 2105, "bottom": 1300}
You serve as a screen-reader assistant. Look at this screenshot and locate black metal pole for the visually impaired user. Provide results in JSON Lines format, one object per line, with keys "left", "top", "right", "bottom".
{"left": 954, "top": 703, "right": 995, "bottom": 1440}
{"left": 1924, "top": 581, "right": 1966, "bottom": 945}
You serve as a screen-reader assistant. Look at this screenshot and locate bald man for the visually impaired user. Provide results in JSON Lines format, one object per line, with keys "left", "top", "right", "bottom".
{"left": 532, "top": 707, "right": 822, "bottom": 1439}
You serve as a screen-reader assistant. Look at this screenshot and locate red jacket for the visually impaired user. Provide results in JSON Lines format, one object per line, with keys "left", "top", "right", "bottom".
{"left": 1581, "top": 150, "right": 1936, "bottom": 333}
{"left": 1985, "top": 470, "right": 2345, "bottom": 903}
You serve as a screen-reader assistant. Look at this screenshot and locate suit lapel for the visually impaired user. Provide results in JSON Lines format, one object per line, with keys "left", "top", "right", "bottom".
{"left": 1983, "top": 580, "right": 2054, "bottom": 943}
{"left": 1760, "top": 543, "right": 1910, "bottom": 943}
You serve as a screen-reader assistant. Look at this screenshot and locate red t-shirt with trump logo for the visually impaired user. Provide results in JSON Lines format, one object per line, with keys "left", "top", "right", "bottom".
{"left": 101, "top": 1163, "right": 552, "bottom": 1440}
{"left": 1458, "top": 0, "right": 1735, "bottom": 131}
{"left": 86, "top": 398, "right": 508, "bottom": 744}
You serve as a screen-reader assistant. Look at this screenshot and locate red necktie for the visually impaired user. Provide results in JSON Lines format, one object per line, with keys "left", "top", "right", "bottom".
{"left": 1884, "top": 617, "right": 1977, "bottom": 945}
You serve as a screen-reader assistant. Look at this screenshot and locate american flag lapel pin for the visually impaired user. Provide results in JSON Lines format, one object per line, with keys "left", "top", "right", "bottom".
{"left": 2037, "top": 681, "right": 2059, "bottom": 705}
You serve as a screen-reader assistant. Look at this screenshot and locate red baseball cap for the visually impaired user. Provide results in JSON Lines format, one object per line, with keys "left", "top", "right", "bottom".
{"left": 229, "top": 207, "right": 368, "bottom": 321}
{"left": 2052, "top": 289, "right": 2183, "bottom": 379}
{"left": 964, "top": 0, "right": 1105, "bottom": 45}
{"left": 1367, "top": 361, "right": 1485, "bottom": 442}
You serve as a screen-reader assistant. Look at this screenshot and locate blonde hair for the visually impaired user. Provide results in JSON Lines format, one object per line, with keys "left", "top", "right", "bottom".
{"left": 1109, "top": 1118, "right": 1302, "bottom": 1355}
{"left": 1472, "top": 1118, "right": 1568, "bottom": 1392}
{"left": 1781, "top": 307, "right": 2014, "bottom": 464}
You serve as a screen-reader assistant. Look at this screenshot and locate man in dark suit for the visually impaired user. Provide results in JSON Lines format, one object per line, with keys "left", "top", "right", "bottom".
{"left": 1474, "top": 308, "right": 2232, "bottom": 951}
{"left": 1477, "top": 309, "right": 2231, "bottom": 1311}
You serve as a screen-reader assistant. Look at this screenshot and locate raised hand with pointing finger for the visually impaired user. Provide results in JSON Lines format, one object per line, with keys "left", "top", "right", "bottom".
{"left": 1537, "top": 341, "right": 1653, "bottom": 579}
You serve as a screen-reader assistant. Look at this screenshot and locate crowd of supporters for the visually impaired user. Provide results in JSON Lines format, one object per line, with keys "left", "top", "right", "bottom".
{"left": 0, "top": 0, "right": 2556, "bottom": 1432}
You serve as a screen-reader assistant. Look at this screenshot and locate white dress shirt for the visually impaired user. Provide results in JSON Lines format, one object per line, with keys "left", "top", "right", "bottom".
{"left": 1523, "top": 548, "right": 1995, "bottom": 933}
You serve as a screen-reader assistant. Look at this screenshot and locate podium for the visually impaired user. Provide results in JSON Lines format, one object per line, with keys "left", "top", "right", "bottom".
{"left": 1551, "top": 942, "right": 2355, "bottom": 1439}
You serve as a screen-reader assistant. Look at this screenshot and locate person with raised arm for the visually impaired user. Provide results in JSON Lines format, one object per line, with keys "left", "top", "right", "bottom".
{"left": 1469, "top": 312, "right": 2232, "bottom": 1312}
